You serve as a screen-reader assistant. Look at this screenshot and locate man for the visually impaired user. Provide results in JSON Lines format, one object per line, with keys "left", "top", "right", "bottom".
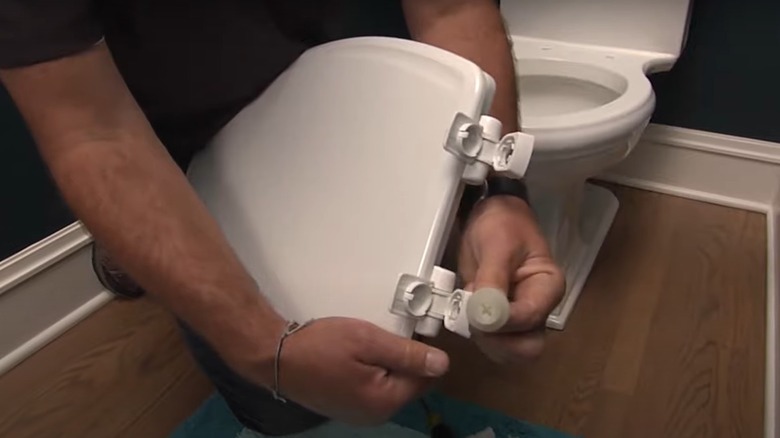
{"left": 0, "top": 0, "right": 564, "bottom": 435}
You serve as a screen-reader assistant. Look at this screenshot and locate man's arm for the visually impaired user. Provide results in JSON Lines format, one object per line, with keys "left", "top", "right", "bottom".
{"left": 0, "top": 43, "right": 283, "bottom": 377}
{"left": 401, "top": 0, "right": 519, "bottom": 133}
{"left": 2, "top": 40, "right": 456, "bottom": 422}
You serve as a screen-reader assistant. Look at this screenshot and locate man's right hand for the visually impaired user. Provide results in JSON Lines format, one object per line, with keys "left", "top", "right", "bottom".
{"left": 226, "top": 317, "right": 450, "bottom": 426}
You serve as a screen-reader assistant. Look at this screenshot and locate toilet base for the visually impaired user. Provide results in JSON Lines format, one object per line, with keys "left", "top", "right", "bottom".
{"left": 545, "top": 182, "right": 618, "bottom": 330}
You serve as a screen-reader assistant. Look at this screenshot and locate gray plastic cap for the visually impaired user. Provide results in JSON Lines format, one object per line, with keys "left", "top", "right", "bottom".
{"left": 466, "top": 287, "right": 510, "bottom": 332}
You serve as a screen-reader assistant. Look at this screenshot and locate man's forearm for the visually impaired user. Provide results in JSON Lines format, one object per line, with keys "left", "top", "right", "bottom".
{"left": 0, "top": 44, "right": 283, "bottom": 373}
{"left": 402, "top": 0, "right": 519, "bottom": 133}
{"left": 55, "top": 137, "right": 283, "bottom": 355}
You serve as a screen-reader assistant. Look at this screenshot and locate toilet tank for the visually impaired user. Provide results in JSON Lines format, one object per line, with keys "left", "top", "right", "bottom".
{"left": 501, "top": 0, "right": 693, "bottom": 71}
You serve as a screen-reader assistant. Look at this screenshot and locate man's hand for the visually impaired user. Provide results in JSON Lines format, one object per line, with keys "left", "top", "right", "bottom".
{"left": 458, "top": 195, "right": 565, "bottom": 363}
{"left": 225, "top": 317, "right": 450, "bottom": 426}
{"left": 401, "top": 0, "right": 562, "bottom": 363}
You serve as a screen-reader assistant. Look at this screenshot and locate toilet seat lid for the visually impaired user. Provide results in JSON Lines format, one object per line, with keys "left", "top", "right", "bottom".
{"left": 186, "top": 37, "right": 499, "bottom": 338}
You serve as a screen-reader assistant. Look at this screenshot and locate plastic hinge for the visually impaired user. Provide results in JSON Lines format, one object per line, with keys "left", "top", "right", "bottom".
{"left": 443, "top": 113, "right": 535, "bottom": 183}
{"left": 389, "top": 267, "right": 473, "bottom": 338}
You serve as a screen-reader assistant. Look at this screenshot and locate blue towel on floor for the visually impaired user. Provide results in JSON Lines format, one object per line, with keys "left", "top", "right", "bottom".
{"left": 235, "top": 422, "right": 426, "bottom": 438}
{"left": 170, "top": 392, "right": 575, "bottom": 438}
{"left": 392, "top": 393, "right": 572, "bottom": 438}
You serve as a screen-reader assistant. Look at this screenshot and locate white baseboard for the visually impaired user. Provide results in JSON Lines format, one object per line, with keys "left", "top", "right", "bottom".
{"left": 768, "top": 191, "right": 780, "bottom": 438}
{"left": 0, "top": 222, "right": 111, "bottom": 375}
{"left": 601, "top": 124, "right": 780, "bottom": 212}
{"left": 600, "top": 123, "right": 780, "bottom": 438}
{"left": 0, "top": 123, "right": 777, "bottom": 437}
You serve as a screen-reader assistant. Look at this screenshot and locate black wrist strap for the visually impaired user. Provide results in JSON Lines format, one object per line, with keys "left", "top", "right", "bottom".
{"left": 484, "top": 175, "right": 529, "bottom": 201}
{"left": 458, "top": 175, "right": 529, "bottom": 220}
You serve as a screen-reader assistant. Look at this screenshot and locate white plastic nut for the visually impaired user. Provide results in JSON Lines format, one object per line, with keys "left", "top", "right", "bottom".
{"left": 466, "top": 288, "right": 510, "bottom": 332}
{"left": 414, "top": 316, "right": 442, "bottom": 338}
{"left": 478, "top": 115, "right": 502, "bottom": 143}
{"left": 430, "top": 266, "right": 456, "bottom": 293}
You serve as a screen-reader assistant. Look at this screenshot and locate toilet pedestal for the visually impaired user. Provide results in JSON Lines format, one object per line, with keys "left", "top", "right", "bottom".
{"left": 529, "top": 182, "right": 618, "bottom": 330}
{"left": 521, "top": 114, "right": 650, "bottom": 330}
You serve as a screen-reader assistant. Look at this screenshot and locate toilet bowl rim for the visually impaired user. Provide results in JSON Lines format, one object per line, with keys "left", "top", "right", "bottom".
{"left": 516, "top": 59, "right": 652, "bottom": 134}
{"left": 515, "top": 61, "right": 654, "bottom": 160}
{"left": 511, "top": 36, "right": 655, "bottom": 134}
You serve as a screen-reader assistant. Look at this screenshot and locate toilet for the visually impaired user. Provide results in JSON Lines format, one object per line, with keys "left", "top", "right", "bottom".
{"left": 501, "top": 0, "right": 693, "bottom": 329}
{"left": 186, "top": 0, "right": 693, "bottom": 341}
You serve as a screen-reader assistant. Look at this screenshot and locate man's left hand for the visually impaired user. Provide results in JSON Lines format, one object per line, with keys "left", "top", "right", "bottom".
{"left": 458, "top": 195, "right": 565, "bottom": 364}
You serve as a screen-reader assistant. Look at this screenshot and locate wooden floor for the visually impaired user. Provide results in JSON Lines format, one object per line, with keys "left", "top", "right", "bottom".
{"left": 433, "top": 185, "right": 767, "bottom": 437}
{"left": 0, "top": 186, "right": 767, "bottom": 438}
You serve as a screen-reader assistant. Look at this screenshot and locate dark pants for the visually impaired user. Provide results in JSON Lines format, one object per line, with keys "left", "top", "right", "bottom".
{"left": 177, "top": 322, "right": 328, "bottom": 435}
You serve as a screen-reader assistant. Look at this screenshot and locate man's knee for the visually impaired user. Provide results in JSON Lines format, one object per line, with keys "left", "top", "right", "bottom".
{"left": 91, "top": 243, "right": 146, "bottom": 299}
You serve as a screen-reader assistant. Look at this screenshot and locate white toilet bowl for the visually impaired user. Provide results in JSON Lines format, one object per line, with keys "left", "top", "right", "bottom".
{"left": 511, "top": 38, "right": 658, "bottom": 329}
{"left": 502, "top": 0, "right": 693, "bottom": 329}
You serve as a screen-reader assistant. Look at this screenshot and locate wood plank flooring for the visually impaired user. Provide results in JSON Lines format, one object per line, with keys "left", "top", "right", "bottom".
{"left": 0, "top": 186, "right": 767, "bottom": 438}
{"left": 431, "top": 185, "right": 767, "bottom": 437}
{"left": 0, "top": 298, "right": 213, "bottom": 438}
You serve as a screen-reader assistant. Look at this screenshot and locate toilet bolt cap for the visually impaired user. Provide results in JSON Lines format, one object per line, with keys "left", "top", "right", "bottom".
{"left": 466, "top": 288, "right": 510, "bottom": 332}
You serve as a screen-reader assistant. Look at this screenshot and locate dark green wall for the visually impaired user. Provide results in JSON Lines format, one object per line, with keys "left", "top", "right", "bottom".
{"left": 650, "top": 0, "right": 780, "bottom": 142}
{"left": 338, "top": 0, "right": 780, "bottom": 141}
{"left": 1, "top": 0, "right": 778, "bottom": 260}
{"left": 0, "top": 86, "right": 74, "bottom": 260}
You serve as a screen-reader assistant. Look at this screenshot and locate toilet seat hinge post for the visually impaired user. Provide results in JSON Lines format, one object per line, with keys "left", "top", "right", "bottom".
{"left": 389, "top": 267, "right": 474, "bottom": 339}
{"left": 443, "top": 113, "right": 535, "bottom": 184}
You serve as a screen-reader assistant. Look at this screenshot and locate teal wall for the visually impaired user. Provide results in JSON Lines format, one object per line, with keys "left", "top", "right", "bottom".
{"left": 1, "top": 0, "right": 779, "bottom": 260}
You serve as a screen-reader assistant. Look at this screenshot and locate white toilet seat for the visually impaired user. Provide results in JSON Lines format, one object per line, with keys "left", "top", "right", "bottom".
{"left": 187, "top": 37, "right": 534, "bottom": 341}
{"left": 512, "top": 37, "right": 657, "bottom": 159}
